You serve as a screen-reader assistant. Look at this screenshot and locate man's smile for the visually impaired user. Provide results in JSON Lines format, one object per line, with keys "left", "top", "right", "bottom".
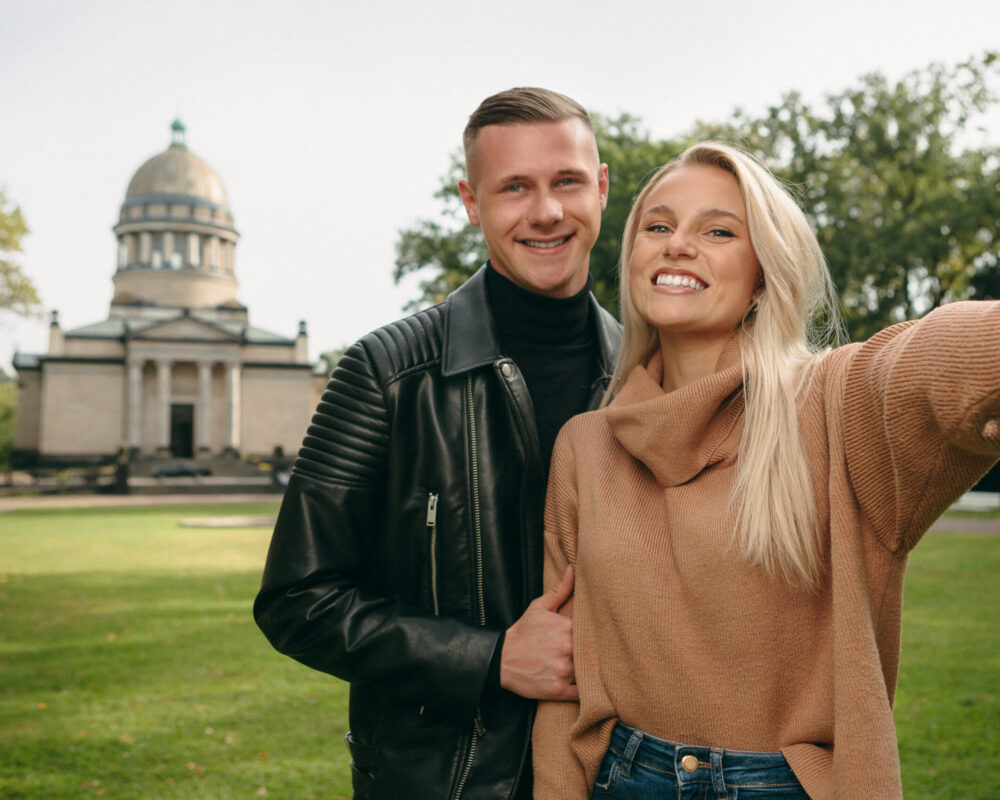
{"left": 520, "top": 235, "right": 573, "bottom": 249}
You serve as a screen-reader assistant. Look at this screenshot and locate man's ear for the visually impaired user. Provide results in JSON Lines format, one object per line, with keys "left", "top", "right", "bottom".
{"left": 458, "top": 179, "right": 480, "bottom": 227}
{"left": 598, "top": 163, "right": 610, "bottom": 211}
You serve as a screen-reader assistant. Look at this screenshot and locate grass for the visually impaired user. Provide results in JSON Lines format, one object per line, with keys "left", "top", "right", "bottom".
{"left": 0, "top": 502, "right": 997, "bottom": 799}
{"left": 0, "top": 503, "right": 350, "bottom": 800}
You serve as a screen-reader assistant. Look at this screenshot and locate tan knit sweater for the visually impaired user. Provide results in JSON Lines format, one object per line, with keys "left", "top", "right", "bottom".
{"left": 532, "top": 301, "right": 1000, "bottom": 800}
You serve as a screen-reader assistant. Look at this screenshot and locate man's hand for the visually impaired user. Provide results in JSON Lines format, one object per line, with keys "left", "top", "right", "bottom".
{"left": 500, "top": 566, "right": 577, "bottom": 701}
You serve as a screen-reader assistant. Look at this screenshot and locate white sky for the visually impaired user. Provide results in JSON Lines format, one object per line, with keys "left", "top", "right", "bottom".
{"left": 2, "top": 0, "right": 999, "bottom": 373}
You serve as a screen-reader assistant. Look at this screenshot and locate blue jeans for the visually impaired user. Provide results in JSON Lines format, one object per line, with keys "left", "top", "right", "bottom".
{"left": 592, "top": 722, "right": 811, "bottom": 799}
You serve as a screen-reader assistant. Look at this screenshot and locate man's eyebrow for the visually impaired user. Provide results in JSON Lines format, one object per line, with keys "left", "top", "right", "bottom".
{"left": 495, "top": 168, "right": 590, "bottom": 183}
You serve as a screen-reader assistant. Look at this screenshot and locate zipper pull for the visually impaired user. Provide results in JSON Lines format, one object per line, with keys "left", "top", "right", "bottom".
{"left": 426, "top": 493, "right": 438, "bottom": 526}
{"left": 473, "top": 709, "right": 485, "bottom": 737}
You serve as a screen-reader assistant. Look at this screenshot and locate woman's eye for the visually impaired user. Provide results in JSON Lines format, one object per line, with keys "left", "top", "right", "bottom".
{"left": 645, "top": 223, "right": 671, "bottom": 234}
{"left": 708, "top": 228, "right": 735, "bottom": 238}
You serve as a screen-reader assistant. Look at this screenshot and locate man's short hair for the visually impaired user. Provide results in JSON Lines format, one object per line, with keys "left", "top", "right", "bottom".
{"left": 463, "top": 87, "right": 594, "bottom": 160}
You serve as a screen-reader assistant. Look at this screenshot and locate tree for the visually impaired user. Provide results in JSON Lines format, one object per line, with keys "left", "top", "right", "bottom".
{"left": 697, "top": 51, "right": 1000, "bottom": 339}
{"left": 0, "top": 187, "right": 40, "bottom": 318}
{"left": 395, "top": 53, "right": 1000, "bottom": 341}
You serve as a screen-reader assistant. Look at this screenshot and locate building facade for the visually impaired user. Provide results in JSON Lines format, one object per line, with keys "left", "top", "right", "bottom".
{"left": 14, "top": 121, "right": 325, "bottom": 469}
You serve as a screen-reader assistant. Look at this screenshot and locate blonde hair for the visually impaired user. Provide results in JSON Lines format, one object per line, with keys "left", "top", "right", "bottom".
{"left": 607, "top": 142, "right": 843, "bottom": 588}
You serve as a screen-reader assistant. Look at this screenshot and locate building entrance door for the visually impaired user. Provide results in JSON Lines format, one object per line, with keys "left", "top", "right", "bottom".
{"left": 170, "top": 404, "right": 194, "bottom": 458}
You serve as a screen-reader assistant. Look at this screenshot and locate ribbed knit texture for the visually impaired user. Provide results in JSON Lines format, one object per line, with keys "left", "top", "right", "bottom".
{"left": 486, "top": 264, "right": 596, "bottom": 468}
{"left": 532, "top": 301, "right": 1000, "bottom": 800}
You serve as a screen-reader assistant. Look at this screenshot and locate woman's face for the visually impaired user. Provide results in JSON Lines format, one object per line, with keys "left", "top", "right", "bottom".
{"left": 628, "top": 164, "right": 761, "bottom": 347}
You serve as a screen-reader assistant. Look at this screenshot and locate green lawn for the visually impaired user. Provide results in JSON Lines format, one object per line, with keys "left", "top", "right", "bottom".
{"left": 0, "top": 502, "right": 997, "bottom": 799}
{"left": 0, "top": 503, "right": 350, "bottom": 800}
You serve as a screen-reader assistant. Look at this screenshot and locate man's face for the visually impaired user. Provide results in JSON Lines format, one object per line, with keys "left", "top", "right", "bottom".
{"left": 459, "top": 118, "right": 609, "bottom": 298}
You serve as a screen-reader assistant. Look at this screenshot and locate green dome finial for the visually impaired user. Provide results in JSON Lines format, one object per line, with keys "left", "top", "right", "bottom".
{"left": 170, "top": 118, "right": 187, "bottom": 148}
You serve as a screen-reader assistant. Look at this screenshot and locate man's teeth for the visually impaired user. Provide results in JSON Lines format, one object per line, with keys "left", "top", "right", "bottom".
{"left": 523, "top": 236, "right": 569, "bottom": 249}
{"left": 655, "top": 274, "right": 706, "bottom": 290}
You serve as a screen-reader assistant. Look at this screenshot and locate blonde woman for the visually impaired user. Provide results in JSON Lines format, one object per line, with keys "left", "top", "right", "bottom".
{"left": 532, "top": 142, "right": 1000, "bottom": 800}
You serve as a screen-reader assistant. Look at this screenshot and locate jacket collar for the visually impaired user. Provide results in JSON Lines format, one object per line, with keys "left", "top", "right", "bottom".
{"left": 442, "top": 264, "right": 622, "bottom": 378}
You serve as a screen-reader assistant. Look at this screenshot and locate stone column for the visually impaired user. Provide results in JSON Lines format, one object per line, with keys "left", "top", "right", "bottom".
{"left": 208, "top": 237, "right": 220, "bottom": 270}
{"left": 225, "top": 362, "right": 242, "bottom": 453}
{"left": 139, "top": 232, "right": 152, "bottom": 265}
{"left": 197, "top": 361, "right": 213, "bottom": 455}
{"left": 163, "top": 231, "right": 175, "bottom": 267}
{"left": 187, "top": 233, "right": 200, "bottom": 267}
{"left": 156, "top": 359, "right": 172, "bottom": 455}
{"left": 128, "top": 359, "right": 144, "bottom": 455}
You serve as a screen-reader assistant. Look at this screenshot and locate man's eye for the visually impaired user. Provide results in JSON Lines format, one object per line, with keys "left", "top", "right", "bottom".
{"left": 505, "top": 184, "right": 525, "bottom": 193}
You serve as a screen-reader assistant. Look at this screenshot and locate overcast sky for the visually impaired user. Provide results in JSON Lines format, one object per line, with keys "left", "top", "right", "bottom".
{"left": 2, "top": 0, "right": 999, "bottom": 373}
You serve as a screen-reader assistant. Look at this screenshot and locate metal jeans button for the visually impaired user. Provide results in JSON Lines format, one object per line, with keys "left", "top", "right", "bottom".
{"left": 681, "top": 754, "right": 699, "bottom": 772}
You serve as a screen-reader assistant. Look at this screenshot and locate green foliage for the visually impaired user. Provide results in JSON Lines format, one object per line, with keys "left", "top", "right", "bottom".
{"left": 394, "top": 152, "right": 486, "bottom": 311}
{"left": 0, "top": 187, "right": 41, "bottom": 318}
{"left": 394, "top": 53, "right": 1000, "bottom": 340}
{"left": 699, "top": 52, "right": 1000, "bottom": 339}
{"left": 0, "top": 502, "right": 996, "bottom": 798}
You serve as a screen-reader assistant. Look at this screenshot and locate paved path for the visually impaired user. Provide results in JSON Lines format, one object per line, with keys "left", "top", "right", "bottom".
{"left": 0, "top": 493, "right": 283, "bottom": 512}
{"left": 929, "top": 516, "right": 1000, "bottom": 534}
{"left": 2, "top": 492, "right": 999, "bottom": 534}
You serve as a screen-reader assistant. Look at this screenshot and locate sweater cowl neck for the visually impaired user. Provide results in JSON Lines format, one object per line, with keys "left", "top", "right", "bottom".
{"left": 606, "top": 340, "right": 745, "bottom": 486}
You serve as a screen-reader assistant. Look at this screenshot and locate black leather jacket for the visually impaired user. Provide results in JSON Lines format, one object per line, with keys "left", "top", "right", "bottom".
{"left": 254, "top": 267, "right": 622, "bottom": 799}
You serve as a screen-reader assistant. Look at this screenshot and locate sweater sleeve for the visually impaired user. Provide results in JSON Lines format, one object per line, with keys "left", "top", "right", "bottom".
{"left": 532, "top": 427, "right": 592, "bottom": 800}
{"left": 843, "top": 300, "right": 1000, "bottom": 553}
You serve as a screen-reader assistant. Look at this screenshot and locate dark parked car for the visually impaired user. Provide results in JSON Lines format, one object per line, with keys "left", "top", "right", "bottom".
{"left": 152, "top": 462, "right": 214, "bottom": 478}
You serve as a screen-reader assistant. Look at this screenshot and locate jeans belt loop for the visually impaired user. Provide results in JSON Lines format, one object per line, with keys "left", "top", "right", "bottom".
{"left": 619, "top": 729, "right": 644, "bottom": 778}
{"left": 711, "top": 747, "right": 727, "bottom": 798}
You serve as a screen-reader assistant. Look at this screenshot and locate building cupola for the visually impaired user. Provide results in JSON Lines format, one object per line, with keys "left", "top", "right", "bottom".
{"left": 111, "top": 121, "right": 241, "bottom": 311}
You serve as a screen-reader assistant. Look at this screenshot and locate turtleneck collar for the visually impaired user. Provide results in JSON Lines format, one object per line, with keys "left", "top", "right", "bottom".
{"left": 485, "top": 262, "right": 593, "bottom": 345}
{"left": 606, "top": 341, "right": 745, "bottom": 487}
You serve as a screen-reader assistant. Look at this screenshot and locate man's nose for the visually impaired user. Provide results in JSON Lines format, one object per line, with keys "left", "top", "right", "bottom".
{"left": 528, "top": 192, "right": 564, "bottom": 225}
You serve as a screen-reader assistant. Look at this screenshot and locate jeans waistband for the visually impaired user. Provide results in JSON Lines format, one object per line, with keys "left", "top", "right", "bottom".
{"left": 608, "top": 721, "right": 800, "bottom": 789}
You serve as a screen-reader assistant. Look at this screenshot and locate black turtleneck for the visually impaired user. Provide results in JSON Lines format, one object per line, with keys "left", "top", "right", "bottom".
{"left": 485, "top": 264, "right": 598, "bottom": 469}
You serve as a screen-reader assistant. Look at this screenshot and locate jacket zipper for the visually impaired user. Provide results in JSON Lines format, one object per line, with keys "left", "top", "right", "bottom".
{"left": 466, "top": 376, "right": 486, "bottom": 628}
{"left": 453, "top": 374, "right": 486, "bottom": 800}
{"left": 426, "top": 492, "right": 440, "bottom": 616}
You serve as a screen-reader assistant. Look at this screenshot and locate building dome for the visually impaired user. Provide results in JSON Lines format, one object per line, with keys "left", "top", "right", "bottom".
{"left": 111, "top": 120, "right": 241, "bottom": 311}
{"left": 126, "top": 136, "right": 229, "bottom": 206}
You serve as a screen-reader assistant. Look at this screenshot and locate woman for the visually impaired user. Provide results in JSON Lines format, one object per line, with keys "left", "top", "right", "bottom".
{"left": 532, "top": 142, "right": 1000, "bottom": 800}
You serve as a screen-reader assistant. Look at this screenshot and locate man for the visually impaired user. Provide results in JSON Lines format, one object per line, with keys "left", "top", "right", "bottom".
{"left": 254, "top": 87, "right": 621, "bottom": 800}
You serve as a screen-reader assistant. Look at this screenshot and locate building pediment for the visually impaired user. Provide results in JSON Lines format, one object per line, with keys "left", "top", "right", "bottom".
{"left": 131, "top": 315, "right": 240, "bottom": 342}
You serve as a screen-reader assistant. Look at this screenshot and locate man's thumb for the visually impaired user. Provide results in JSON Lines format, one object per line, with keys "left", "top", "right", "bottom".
{"left": 536, "top": 565, "right": 574, "bottom": 611}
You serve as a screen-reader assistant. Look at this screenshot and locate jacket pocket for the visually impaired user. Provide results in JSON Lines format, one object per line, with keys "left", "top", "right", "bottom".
{"left": 345, "top": 730, "right": 377, "bottom": 798}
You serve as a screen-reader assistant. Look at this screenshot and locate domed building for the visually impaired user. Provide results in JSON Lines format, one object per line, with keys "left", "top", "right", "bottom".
{"left": 14, "top": 121, "right": 325, "bottom": 480}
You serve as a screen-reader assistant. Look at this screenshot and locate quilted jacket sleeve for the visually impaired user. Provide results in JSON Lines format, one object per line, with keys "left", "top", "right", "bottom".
{"left": 253, "top": 340, "right": 498, "bottom": 717}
